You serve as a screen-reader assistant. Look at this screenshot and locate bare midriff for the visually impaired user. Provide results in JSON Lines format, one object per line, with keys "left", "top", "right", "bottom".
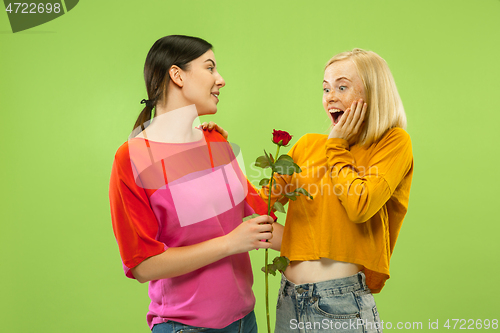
{"left": 284, "top": 258, "right": 363, "bottom": 285}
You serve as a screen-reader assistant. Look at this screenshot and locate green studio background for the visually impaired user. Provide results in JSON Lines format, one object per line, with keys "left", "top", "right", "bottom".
{"left": 1, "top": 0, "right": 499, "bottom": 332}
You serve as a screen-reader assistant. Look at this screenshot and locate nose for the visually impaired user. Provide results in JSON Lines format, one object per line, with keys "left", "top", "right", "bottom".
{"left": 216, "top": 73, "right": 225, "bottom": 88}
{"left": 326, "top": 89, "right": 338, "bottom": 103}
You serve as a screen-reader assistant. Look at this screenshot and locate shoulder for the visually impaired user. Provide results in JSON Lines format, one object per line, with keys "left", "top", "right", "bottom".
{"left": 109, "top": 141, "right": 135, "bottom": 186}
{"left": 369, "top": 127, "right": 413, "bottom": 162}
{"left": 376, "top": 127, "right": 412, "bottom": 148}
{"left": 384, "top": 127, "right": 410, "bottom": 141}
{"left": 114, "top": 140, "right": 131, "bottom": 162}
{"left": 112, "top": 139, "right": 147, "bottom": 175}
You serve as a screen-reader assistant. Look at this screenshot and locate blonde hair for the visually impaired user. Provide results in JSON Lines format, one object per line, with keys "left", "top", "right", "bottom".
{"left": 325, "top": 48, "right": 407, "bottom": 147}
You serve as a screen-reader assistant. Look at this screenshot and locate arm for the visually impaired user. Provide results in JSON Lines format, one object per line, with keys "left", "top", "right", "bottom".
{"left": 326, "top": 128, "right": 413, "bottom": 223}
{"left": 131, "top": 215, "right": 274, "bottom": 283}
{"left": 269, "top": 221, "right": 284, "bottom": 252}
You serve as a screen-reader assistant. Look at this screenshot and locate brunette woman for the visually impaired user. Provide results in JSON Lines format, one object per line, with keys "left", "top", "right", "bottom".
{"left": 109, "top": 35, "right": 276, "bottom": 333}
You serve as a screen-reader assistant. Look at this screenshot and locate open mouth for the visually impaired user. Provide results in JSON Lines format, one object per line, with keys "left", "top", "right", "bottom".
{"left": 211, "top": 93, "right": 219, "bottom": 102}
{"left": 329, "top": 109, "right": 344, "bottom": 125}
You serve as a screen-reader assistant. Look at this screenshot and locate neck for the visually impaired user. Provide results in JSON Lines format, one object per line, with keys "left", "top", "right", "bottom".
{"left": 144, "top": 104, "right": 202, "bottom": 143}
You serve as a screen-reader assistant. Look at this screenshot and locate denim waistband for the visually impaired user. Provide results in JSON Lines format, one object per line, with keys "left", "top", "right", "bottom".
{"left": 280, "top": 271, "right": 368, "bottom": 299}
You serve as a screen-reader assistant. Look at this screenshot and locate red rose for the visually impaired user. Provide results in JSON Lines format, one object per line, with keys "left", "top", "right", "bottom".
{"left": 272, "top": 130, "right": 292, "bottom": 147}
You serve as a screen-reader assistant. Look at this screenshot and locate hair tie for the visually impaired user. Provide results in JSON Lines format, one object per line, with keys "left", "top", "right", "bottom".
{"left": 140, "top": 98, "right": 154, "bottom": 108}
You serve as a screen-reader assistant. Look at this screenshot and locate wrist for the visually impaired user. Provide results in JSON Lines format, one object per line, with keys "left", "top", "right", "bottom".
{"left": 220, "top": 234, "right": 234, "bottom": 257}
{"left": 328, "top": 132, "right": 339, "bottom": 140}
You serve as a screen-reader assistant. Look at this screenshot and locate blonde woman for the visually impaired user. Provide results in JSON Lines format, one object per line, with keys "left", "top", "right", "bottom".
{"left": 261, "top": 49, "right": 414, "bottom": 332}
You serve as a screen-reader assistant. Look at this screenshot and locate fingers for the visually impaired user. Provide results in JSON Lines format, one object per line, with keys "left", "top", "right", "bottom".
{"left": 252, "top": 220, "right": 273, "bottom": 250}
{"left": 201, "top": 121, "right": 216, "bottom": 130}
{"left": 344, "top": 100, "right": 359, "bottom": 128}
{"left": 345, "top": 100, "right": 358, "bottom": 130}
{"left": 353, "top": 102, "right": 368, "bottom": 134}
{"left": 336, "top": 108, "right": 350, "bottom": 128}
{"left": 252, "top": 216, "right": 274, "bottom": 244}
{"left": 344, "top": 99, "right": 366, "bottom": 132}
{"left": 200, "top": 121, "right": 229, "bottom": 140}
{"left": 243, "top": 215, "right": 273, "bottom": 239}
{"left": 257, "top": 222, "right": 273, "bottom": 233}
{"left": 252, "top": 214, "right": 274, "bottom": 224}
{"left": 256, "top": 240, "right": 273, "bottom": 249}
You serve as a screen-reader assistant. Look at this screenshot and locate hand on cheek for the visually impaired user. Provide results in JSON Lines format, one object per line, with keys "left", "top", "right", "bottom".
{"left": 328, "top": 99, "right": 367, "bottom": 144}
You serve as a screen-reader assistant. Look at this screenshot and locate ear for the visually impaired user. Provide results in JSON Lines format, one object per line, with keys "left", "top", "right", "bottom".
{"left": 169, "top": 65, "right": 184, "bottom": 88}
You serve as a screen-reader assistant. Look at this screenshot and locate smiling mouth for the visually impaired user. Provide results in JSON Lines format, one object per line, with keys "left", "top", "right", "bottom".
{"left": 211, "top": 93, "right": 219, "bottom": 102}
{"left": 329, "top": 109, "right": 344, "bottom": 125}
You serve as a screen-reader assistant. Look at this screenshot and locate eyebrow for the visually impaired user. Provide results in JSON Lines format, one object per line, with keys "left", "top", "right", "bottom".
{"left": 204, "top": 59, "right": 216, "bottom": 66}
{"left": 336, "top": 76, "right": 351, "bottom": 82}
{"left": 323, "top": 77, "right": 351, "bottom": 84}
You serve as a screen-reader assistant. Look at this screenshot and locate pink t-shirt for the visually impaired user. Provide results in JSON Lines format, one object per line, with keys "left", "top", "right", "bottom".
{"left": 109, "top": 130, "right": 273, "bottom": 329}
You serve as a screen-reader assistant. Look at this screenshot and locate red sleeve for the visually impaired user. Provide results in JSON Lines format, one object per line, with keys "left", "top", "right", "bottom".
{"left": 245, "top": 180, "right": 278, "bottom": 221}
{"left": 109, "top": 143, "right": 166, "bottom": 279}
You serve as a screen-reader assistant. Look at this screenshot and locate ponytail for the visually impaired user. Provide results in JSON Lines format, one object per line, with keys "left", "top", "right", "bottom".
{"left": 133, "top": 99, "right": 155, "bottom": 132}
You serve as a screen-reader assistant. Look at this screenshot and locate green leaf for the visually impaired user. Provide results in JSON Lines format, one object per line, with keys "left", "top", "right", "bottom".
{"left": 273, "top": 159, "right": 295, "bottom": 175}
{"left": 261, "top": 264, "right": 277, "bottom": 276}
{"left": 277, "top": 155, "right": 294, "bottom": 163}
{"left": 273, "top": 256, "right": 290, "bottom": 272}
{"left": 284, "top": 192, "right": 298, "bottom": 201}
{"left": 273, "top": 201, "right": 286, "bottom": 213}
{"left": 262, "top": 257, "right": 290, "bottom": 276}
{"left": 295, "top": 187, "right": 313, "bottom": 200}
{"left": 242, "top": 213, "right": 260, "bottom": 222}
{"left": 274, "top": 159, "right": 294, "bottom": 167}
{"left": 269, "top": 264, "right": 277, "bottom": 276}
{"left": 264, "top": 150, "right": 273, "bottom": 165}
{"left": 259, "top": 178, "right": 270, "bottom": 186}
{"left": 255, "top": 155, "right": 270, "bottom": 169}
{"left": 293, "top": 163, "right": 302, "bottom": 173}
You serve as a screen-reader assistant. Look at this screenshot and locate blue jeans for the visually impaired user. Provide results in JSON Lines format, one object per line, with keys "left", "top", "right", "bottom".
{"left": 275, "top": 271, "right": 383, "bottom": 333}
{"left": 151, "top": 310, "right": 257, "bottom": 333}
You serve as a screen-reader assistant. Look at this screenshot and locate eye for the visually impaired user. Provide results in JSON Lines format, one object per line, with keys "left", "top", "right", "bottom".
{"left": 339, "top": 86, "right": 347, "bottom": 91}
{"left": 323, "top": 88, "right": 330, "bottom": 93}
{"left": 208, "top": 66, "right": 214, "bottom": 73}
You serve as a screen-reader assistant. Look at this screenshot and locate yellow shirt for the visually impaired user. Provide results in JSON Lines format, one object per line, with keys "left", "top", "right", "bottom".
{"left": 262, "top": 127, "right": 413, "bottom": 293}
